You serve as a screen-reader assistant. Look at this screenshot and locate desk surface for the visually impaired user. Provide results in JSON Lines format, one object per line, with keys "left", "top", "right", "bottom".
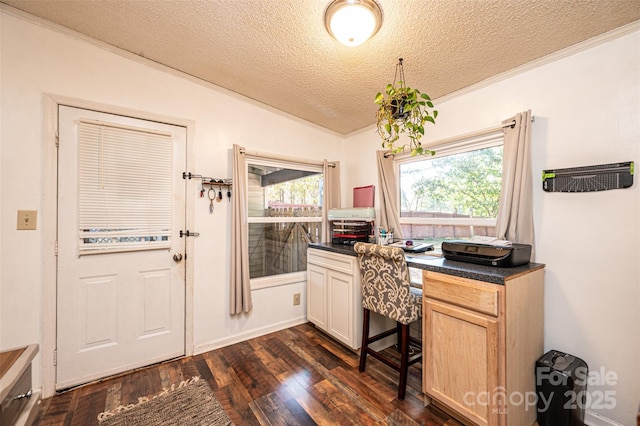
{"left": 309, "top": 243, "right": 545, "bottom": 285}
{"left": 0, "top": 347, "right": 26, "bottom": 379}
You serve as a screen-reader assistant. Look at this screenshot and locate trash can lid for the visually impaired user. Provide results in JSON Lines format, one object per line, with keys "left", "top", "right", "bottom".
{"left": 537, "top": 349, "right": 587, "bottom": 374}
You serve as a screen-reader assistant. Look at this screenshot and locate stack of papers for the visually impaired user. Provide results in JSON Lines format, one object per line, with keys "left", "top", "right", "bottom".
{"left": 466, "top": 236, "right": 512, "bottom": 246}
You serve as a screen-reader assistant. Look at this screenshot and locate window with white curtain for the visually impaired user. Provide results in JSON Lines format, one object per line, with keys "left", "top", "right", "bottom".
{"left": 77, "top": 120, "right": 173, "bottom": 254}
{"left": 397, "top": 133, "right": 503, "bottom": 250}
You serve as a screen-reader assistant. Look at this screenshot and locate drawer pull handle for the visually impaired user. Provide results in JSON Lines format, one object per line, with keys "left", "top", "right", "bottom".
{"left": 14, "top": 389, "right": 32, "bottom": 400}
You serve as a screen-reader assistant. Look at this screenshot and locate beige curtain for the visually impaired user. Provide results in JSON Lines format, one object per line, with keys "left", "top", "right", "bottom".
{"left": 322, "top": 160, "right": 341, "bottom": 242}
{"left": 230, "top": 144, "right": 252, "bottom": 314}
{"left": 376, "top": 150, "right": 403, "bottom": 239}
{"left": 496, "top": 110, "right": 535, "bottom": 251}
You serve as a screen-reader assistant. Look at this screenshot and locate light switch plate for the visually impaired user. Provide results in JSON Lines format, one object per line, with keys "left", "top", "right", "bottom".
{"left": 17, "top": 210, "right": 37, "bottom": 230}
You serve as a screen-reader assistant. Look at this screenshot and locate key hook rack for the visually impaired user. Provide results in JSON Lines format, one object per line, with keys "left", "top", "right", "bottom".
{"left": 183, "top": 172, "right": 232, "bottom": 187}
{"left": 183, "top": 172, "right": 233, "bottom": 212}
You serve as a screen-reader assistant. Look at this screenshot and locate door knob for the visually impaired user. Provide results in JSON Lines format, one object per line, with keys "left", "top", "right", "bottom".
{"left": 173, "top": 253, "right": 183, "bottom": 262}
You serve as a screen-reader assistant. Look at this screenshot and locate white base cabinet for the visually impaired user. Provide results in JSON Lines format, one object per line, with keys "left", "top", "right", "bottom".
{"left": 307, "top": 248, "right": 393, "bottom": 351}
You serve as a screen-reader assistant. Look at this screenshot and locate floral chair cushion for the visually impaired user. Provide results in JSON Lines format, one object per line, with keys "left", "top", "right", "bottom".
{"left": 354, "top": 242, "right": 422, "bottom": 325}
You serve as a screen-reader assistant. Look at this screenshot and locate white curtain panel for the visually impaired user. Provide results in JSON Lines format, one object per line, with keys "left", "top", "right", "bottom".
{"left": 322, "top": 160, "right": 342, "bottom": 243}
{"left": 230, "top": 144, "right": 252, "bottom": 314}
{"left": 376, "top": 150, "right": 404, "bottom": 239}
{"left": 496, "top": 110, "right": 535, "bottom": 254}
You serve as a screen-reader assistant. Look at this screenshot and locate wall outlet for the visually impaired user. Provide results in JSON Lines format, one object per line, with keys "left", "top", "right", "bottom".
{"left": 17, "top": 210, "right": 37, "bottom": 230}
{"left": 293, "top": 293, "right": 301, "bottom": 306}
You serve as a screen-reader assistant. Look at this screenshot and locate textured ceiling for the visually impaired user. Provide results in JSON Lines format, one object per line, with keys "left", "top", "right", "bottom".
{"left": 3, "top": 0, "right": 640, "bottom": 134}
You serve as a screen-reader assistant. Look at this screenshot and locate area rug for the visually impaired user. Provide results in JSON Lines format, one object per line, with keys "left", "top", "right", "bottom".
{"left": 97, "top": 376, "right": 233, "bottom": 425}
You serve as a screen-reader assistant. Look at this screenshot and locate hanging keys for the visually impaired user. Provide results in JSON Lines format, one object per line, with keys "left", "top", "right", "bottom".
{"left": 208, "top": 188, "right": 215, "bottom": 213}
{"left": 217, "top": 186, "right": 223, "bottom": 202}
{"left": 227, "top": 188, "right": 231, "bottom": 202}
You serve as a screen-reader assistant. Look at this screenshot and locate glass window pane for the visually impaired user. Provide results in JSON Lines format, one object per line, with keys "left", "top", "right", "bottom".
{"left": 400, "top": 146, "right": 503, "bottom": 218}
{"left": 249, "top": 222, "right": 322, "bottom": 279}
{"left": 247, "top": 160, "right": 324, "bottom": 280}
{"left": 399, "top": 145, "right": 502, "bottom": 249}
{"left": 248, "top": 163, "right": 323, "bottom": 218}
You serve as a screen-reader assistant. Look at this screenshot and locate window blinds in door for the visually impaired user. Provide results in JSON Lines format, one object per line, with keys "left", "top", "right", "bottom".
{"left": 77, "top": 119, "right": 173, "bottom": 254}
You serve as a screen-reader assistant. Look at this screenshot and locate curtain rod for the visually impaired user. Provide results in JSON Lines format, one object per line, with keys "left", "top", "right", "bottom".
{"left": 239, "top": 148, "right": 336, "bottom": 168}
{"left": 384, "top": 116, "right": 535, "bottom": 158}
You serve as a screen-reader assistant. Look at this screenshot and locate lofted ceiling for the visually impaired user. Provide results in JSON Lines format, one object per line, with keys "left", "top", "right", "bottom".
{"left": 3, "top": 0, "right": 640, "bottom": 135}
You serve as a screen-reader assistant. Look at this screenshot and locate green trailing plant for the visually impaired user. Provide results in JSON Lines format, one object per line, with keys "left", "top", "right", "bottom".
{"left": 374, "top": 59, "right": 438, "bottom": 156}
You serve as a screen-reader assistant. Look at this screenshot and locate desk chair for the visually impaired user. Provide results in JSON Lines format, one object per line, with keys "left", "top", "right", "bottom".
{"left": 353, "top": 242, "right": 422, "bottom": 400}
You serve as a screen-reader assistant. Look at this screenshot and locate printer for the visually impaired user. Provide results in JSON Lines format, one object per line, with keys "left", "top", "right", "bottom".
{"left": 442, "top": 240, "right": 532, "bottom": 267}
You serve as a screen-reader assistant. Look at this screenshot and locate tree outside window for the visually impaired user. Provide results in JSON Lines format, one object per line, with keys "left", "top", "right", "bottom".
{"left": 399, "top": 145, "right": 503, "bottom": 247}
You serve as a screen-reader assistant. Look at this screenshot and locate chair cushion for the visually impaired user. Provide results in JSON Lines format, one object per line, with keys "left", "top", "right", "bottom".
{"left": 354, "top": 243, "right": 422, "bottom": 325}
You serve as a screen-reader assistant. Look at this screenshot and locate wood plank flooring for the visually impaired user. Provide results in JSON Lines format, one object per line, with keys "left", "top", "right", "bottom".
{"left": 38, "top": 323, "right": 462, "bottom": 425}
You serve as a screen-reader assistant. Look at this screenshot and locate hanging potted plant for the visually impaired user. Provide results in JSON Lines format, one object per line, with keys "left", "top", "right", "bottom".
{"left": 375, "top": 58, "right": 438, "bottom": 156}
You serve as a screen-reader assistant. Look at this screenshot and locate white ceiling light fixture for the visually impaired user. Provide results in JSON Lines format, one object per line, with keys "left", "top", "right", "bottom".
{"left": 325, "top": 0, "right": 383, "bottom": 47}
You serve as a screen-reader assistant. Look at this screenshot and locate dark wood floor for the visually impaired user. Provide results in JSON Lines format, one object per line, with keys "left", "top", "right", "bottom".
{"left": 38, "top": 322, "right": 462, "bottom": 425}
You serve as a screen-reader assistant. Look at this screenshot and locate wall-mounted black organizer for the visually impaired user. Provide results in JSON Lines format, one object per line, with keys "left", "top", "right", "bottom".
{"left": 542, "top": 161, "right": 634, "bottom": 192}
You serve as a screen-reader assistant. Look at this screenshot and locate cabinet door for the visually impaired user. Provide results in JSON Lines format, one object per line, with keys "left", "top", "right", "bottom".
{"left": 424, "top": 300, "right": 499, "bottom": 426}
{"left": 307, "top": 264, "right": 328, "bottom": 330}
{"left": 327, "top": 270, "right": 355, "bottom": 347}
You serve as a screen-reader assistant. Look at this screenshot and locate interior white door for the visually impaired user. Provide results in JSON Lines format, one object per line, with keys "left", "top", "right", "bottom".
{"left": 56, "top": 105, "right": 186, "bottom": 390}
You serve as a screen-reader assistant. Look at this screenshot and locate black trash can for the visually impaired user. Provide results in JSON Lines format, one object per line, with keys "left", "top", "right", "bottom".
{"left": 535, "top": 350, "right": 588, "bottom": 426}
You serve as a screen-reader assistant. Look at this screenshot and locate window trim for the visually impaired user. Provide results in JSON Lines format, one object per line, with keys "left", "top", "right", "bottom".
{"left": 250, "top": 271, "right": 307, "bottom": 290}
{"left": 246, "top": 156, "right": 323, "bottom": 175}
{"left": 403, "top": 217, "right": 497, "bottom": 226}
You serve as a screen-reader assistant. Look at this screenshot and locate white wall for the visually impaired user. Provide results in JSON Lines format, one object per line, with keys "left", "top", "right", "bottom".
{"left": 345, "top": 28, "right": 640, "bottom": 425}
{"left": 0, "top": 9, "right": 343, "bottom": 389}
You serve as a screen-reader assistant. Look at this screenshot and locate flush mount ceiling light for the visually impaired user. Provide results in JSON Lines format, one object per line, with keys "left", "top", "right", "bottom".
{"left": 324, "top": 0, "right": 383, "bottom": 47}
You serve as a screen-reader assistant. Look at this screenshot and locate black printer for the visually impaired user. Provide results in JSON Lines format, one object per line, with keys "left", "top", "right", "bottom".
{"left": 442, "top": 241, "right": 532, "bottom": 267}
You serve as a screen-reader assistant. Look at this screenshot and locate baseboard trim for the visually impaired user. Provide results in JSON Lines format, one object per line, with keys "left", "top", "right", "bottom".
{"left": 585, "top": 409, "right": 626, "bottom": 426}
{"left": 193, "top": 317, "right": 309, "bottom": 355}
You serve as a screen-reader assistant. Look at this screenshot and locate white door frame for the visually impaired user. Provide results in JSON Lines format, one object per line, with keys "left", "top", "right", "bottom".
{"left": 42, "top": 94, "right": 196, "bottom": 398}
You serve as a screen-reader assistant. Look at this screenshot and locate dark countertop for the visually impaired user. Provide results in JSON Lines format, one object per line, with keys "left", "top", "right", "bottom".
{"left": 308, "top": 242, "right": 545, "bottom": 285}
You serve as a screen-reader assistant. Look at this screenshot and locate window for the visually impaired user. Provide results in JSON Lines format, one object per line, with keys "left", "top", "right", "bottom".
{"left": 247, "top": 158, "right": 323, "bottom": 286}
{"left": 398, "top": 134, "right": 503, "bottom": 250}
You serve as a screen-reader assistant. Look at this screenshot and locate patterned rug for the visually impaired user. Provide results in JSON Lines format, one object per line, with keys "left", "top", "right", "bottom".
{"left": 97, "top": 376, "right": 233, "bottom": 426}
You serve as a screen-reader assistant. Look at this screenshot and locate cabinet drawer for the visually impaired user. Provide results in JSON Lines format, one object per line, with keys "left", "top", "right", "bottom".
{"left": 0, "top": 365, "right": 31, "bottom": 426}
{"left": 307, "top": 249, "right": 356, "bottom": 275}
{"left": 423, "top": 271, "right": 501, "bottom": 317}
